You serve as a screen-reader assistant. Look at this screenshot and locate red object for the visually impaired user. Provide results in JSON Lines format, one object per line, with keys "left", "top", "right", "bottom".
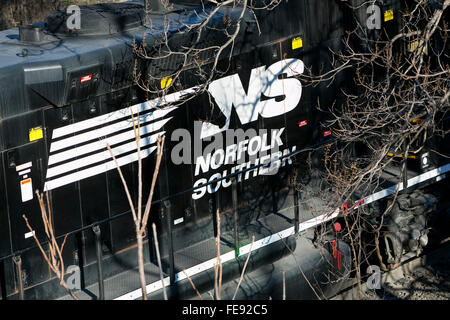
{"left": 342, "top": 204, "right": 348, "bottom": 215}
{"left": 80, "top": 75, "right": 92, "bottom": 83}
{"left": 298, "top": 120, "right": 307, "bottom": 127}
{"left": 334, "top": 222, "right": 342, "bottom": 232}
{"left": 323, "top": 130, "right": 332, "bottom": 137}
{"left": 354, "top": 199, "right": 365, "bottom": 208}
{"left": 332, "top": 240, "right": 337, "bottom": 258}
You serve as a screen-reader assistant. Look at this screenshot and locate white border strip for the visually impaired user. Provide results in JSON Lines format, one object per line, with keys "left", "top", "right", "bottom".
{"left": 18, "top": 169, "right": 31, "bottom": 176}
{"left": 355, "top": 163, "right": 450, "bottom": 209}
{"left": 114, "top": 163, "right": 449, "bottom": 300}
{"left": 16, "top": 162, "right": 32, "bottom": 172}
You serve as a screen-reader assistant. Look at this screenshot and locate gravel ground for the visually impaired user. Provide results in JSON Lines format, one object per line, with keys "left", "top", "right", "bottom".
{"left": 361, "top": 247, "right": 450, "bottom": 300}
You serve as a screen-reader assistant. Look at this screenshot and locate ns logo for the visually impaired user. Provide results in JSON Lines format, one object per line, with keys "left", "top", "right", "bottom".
{"left": 201, "top": 58, "right": 304, "bottom": 138}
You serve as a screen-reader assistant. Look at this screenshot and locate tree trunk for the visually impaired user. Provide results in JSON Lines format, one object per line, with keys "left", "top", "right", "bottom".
{"left": 136, "top": 229, "right": 147, "bottom": 300}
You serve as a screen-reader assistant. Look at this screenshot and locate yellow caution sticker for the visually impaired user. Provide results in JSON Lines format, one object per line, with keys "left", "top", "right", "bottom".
{"left": 29, "top": 126, "right": 43, "bottom": 142}
{"left": 161, "top": 77, "right": 172, "bottom": 89}
{"left": 386, "top": 153, "right": 418, "bottom": 159}
{"left": 292, "top": 37, "right": 303, "bottom": 50}
{"left": 384, "top": 10, "right": 394, "bottom": 22}
{"left": 408, "top": 40, "right": 428, "bottom": 55}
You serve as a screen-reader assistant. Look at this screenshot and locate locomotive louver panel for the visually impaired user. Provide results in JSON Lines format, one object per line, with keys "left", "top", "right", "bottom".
{"left": 44, "top": 87, "right": 197, "bottom": 191}
{"left": 112, "top": 61, "right": 134, "bottom": 90}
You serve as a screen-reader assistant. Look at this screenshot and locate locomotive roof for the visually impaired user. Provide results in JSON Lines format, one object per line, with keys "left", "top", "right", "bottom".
{"left": 0, "top": 2, "right": 247, "bottom": 119}
{"left": 0, "top": 2, "right": 227, "bottom": 69}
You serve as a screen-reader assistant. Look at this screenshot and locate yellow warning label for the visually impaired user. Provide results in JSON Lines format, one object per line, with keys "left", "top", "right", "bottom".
{"left": 384, "top": 10, "right": 394, "bottom": 22}
{"left": 292, "top": 37, "right": 303, "bottom": 50}
{"left": 408, "top": 40, "right": 428, "bottom": 55}
{"left": 29, "top": 127, "right": 43, "bottom": 142}
{"left": 161, "top": 77, "right": 173, "bottom": 89}
{"left": 386, "top": 153, "right": 418, "bottom": 159}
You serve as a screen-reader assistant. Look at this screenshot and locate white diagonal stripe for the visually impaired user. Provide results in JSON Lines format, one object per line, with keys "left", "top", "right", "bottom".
{"left": 48, "top": 118, "right": 170, "bottom": 166}
{"left": 46, "top": 131, "right": 164, "bottom": 179}
{"left": 51, "top": 87, "right": 197, "bottom": 139}
{"left": 44, "top": 145, "right": 158, "bottom": 191}
{"left": 50, "top": 107, "right": 176, "bottom": 153}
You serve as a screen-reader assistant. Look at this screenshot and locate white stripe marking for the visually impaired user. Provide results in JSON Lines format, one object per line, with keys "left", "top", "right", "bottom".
{"left": 355, "top": 163, "right": 450, "bottom": 209}
{"left": 16, "top": 162, "right": 32, "bottom": 172}
{"left": 50, "top": 108, "right": 175, "bottom": 153}
{"left": 174, "top": 217, "right": 184, "bottom": 225}
{"left": 24, "top": 231, "right": 35, "bottom": 239}
{"left": 46, "top": 132, "right": 164, "bottom": 179}
{"left": 18, "top": 169, "right": 31, "bottom": 176}
{"left": 48, "top": 119, "right": 170, "bottom": 166}
{"left": 44, "top": 146, "right": 157, "bottom": 191}
{"left": 51, "top": 87, "right": 197, "bottom": 139}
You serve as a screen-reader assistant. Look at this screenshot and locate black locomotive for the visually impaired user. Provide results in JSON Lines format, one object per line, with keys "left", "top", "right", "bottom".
{"left": 0, "top": 0, "right": 447, "bottom": 300}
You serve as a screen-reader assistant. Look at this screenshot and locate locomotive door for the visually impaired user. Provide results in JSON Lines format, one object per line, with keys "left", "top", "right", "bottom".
{"left": 2, "top": 140, "right": 52, "bottom": 289}
{"left": 4, "top": 142, "right": 46, "bottom": 252}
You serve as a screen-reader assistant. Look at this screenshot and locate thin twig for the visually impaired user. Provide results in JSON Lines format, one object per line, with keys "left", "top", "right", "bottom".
{"left": 214, "top": 208, "right": 223, "bottom": 300}
{"left": 232, "top": 235, "right": 255, "bottom": 300}
{"left": 23, "top": 191, "right": 78, "bottom": 300}
{"left": 152, "top": 223, "right": 167, "bottom": 300}
{"left": 279, "top": 236, "right": 322, "bottom": 300}
{"left": 182, "top": 269, "right": 203, "bottom": 300}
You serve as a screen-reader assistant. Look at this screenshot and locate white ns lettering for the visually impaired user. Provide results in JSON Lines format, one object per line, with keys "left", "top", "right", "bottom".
{"left": 201, "top": 58, "right": 304, "bottom": 138}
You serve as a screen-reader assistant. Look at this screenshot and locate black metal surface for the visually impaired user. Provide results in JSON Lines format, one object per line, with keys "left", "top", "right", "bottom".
{"left": 164, "top": 202, "right": 175, "bottom": 285}
{"left": 160, "top": 202, "right": 293, "bottom": 276}
{"left": 232, "top": 178, "right": 239, "bottom": 258}
{"left": 59, "top": 258, "right": 164, "bottom": 300}
{"left": 294, "top": 187, "right": 300, "bottom": 234}
{"left": 92, "top": 226, "right": 105, "bottom": 300}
